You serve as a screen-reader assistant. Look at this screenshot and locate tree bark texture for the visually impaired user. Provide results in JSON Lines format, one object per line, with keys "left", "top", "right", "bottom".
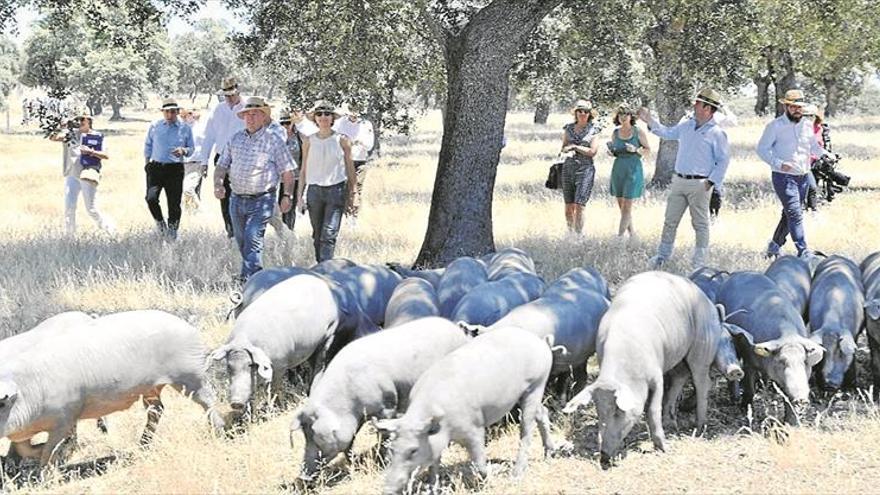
{"left": 754, "top": 75, "right": 771, "bottom": 116}
{"left": 823, "top": 78, "right": 838, "bottom": 117}
{"left": 773, "top": 51, "right": 795, "bottom": 117}
{"left": 649, "top": 69, "right": 689, "bottom": 187}
{"left": 414, "top": 0, "right": 561, "bottom": 268}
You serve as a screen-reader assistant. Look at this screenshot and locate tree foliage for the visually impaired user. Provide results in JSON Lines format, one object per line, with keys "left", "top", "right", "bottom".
{"left": 171, "top": 19, "right": 237, "bottom": 104}
{"left": 0, "top": 35, "right": 21, "bottom": 110}
{"left": 20, "top": 6, "right": 173, "bottom": 118}
{"left": 233, "top": 0, "right": 442, "bottom": 135}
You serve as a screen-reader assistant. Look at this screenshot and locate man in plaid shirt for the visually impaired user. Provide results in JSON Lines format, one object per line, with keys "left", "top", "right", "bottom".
{"left": 214, "top": 96, "right": 296, "bottom": 282}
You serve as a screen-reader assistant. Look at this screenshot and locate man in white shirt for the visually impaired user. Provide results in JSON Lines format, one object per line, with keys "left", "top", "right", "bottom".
{"left": 200, "top": 77, "right": 245, "bottom": 238}
{"left": 756, "top": 89, "right": 831, "bottom": 259}
{"left": 333, "top": 103, "right": 375, "bottom": 224}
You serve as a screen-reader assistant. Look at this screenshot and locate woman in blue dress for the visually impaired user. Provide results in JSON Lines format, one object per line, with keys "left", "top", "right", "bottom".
{"left": 560, "top": 99, "right": 600, "bottom": 234}
{"left": 607, "top": 104, "right": 650, "bottom": 240}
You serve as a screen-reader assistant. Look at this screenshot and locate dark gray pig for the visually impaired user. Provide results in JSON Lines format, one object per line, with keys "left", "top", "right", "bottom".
{"left": 688, "top": 267, "right": 730, "bottom": 303}
{"left": 450, "top": 272, "right": 545, "bottom": 326}
{"left": 231, "top": 266, "right": 311, "bottom": 318}
{"left": 860, "top": 251, "right": 880, "bottom": 400}
{"left": 323, "top": 264, "right": 403, "bottom": 326}
{"left": 544, "top": 266, "right": 611, "bottom": 300}
{"left": 385, "top": 263, "right": 445, "bottom": 289}
{"left": 809, "top": 255, "right": 865, "bottom": 392}
{"left": 765, "top": 255, "right": 812, "bottom": 319}
{"left": 486, "top": 247, "right": 537, "bottom": 281}
{"left": 384, "top": 278, "right": 441, "bottom": 328}
{"left": 716, "top": 272, "right": 824, "bottom": 422}
{"left": 437, "top": 257, "right": 488, "bottom": 317}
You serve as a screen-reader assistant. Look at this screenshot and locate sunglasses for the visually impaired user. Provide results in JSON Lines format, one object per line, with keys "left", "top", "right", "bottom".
{"left": 575, "top": 109, "right": 589, "bottom": 114}
{"left": 314, "top": 111, "right": 333, "bottom": 117}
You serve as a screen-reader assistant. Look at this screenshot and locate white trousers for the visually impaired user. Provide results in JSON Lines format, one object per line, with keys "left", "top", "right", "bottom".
{"left": 64, "top": 175, "right": 113, "bottom": 234}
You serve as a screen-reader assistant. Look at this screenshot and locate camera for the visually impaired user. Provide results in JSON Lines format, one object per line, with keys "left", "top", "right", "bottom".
{"left": 811, "top": 153, "right": 850, "bottom": 203}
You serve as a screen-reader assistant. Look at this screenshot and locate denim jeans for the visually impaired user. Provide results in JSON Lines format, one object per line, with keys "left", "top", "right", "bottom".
{"left": 307, "top": 182, "right": 346, "bottom": 262}
{"left": 770, "top": 172, "right": 810, "bottom": 255}
{"left": 229, "top": 192, "right": 275, "bottom": 280}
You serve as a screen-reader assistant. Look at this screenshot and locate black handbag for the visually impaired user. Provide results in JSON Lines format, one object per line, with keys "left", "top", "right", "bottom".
{"left": 545, "top": 161, "right": 563, "bottom": 190}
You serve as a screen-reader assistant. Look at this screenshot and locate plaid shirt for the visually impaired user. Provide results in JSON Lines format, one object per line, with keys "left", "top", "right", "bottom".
{"left": 217, "top": 125, "right": 296, "bottom": 195}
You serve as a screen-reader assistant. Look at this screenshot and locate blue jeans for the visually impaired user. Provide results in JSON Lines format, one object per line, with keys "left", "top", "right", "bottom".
{"left": 229, "top": 192, "right": 275, "bottom": 280}
{"left": 769, "top": 172, "right": 809, "bottom": 255}
{"left": 307, "top": 182, "right": 346, "bottom": 262}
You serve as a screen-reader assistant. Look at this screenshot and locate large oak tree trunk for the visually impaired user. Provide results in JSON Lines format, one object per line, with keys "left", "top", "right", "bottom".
{"left": 773, "top": 51, "right": 796, "bottom": 117}
{"left": 648, "top": 64, "right": 689, "bottom": 187}
{"left": 414, "top": 0, "right": 561, "bottom": 267}
{"left": 754, "top": 75, "right": 771, "bottom": 116}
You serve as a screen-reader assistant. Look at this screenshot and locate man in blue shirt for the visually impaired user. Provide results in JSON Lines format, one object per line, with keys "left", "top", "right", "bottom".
{"left": 144, "top": 98, "right": 193, "bottom": 240}
{"left": 757, "top": 89, "right": 830, "bottom": 259}
{"left": 638, "top": 88, "right": 731, "bottom": 270}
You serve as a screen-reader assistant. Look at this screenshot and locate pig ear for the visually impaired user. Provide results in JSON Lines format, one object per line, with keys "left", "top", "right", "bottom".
{"left": 206, "top": 344, "right": 232, "bottom": 368}
{"left": 372, "top": 417, "right": 400, "bottom": 434}
{"left": 865, "top": 299, "right": 880, "bottom": 320}
{"left": 614, "top": 385, "right": 638, "bottom": 413}
{"left": 724, "top": 323, "right": 755, "bottom": 349}
{"left": 800, "top": 337, "right": 825, "bottom": 367}
{"left": 840, "top": 333, "right": 857, "bottom": 355}
{"left": 754, "top": 340, "right": 782, "bottom": 357}
{"left": 245, "top": 345, "right": 273, "bottom": 381}
{"left": 0, "top": 379, "right": 19, "bottom": 407}
{"left": 715, "top": 303, "right": 727, "bottom": 322}
{"left": 562, "top": 384, "right": 595, "bottom": 414}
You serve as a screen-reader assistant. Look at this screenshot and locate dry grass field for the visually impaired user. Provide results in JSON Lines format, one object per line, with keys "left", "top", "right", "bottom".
{"left": 1, "top": 101, "right": 880, "bottom": 494}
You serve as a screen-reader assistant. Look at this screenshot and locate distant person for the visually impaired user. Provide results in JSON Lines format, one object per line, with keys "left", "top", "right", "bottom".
{"left": 757, "top": 89, "right": 832, "bottom": 260}
{"left": 559, "top": 99, "right": 600, "bottom": 235}
{"left": 296, "top": 100, "right": 356, "bottom": 262}
{"left": 213, "top": 96, "right": 296, "bottom": 282}
{"left": 278, "top": 109, "right": 304, "bottom": 230}
{"left": 333, "top": 103, "right": 375, "bottom": 227}
{"left": 201, "top": 77, "right": 246, "bottom": 238}
{"left": 638, "top": 87, "right": 731, "bottom": 270}
{"left": 802, "top": 103, "right": 831, "bottom": 211}
{"left": 50, "top": 113, "right": 114, "bottom": 235}
{"left": 180, "top": 108, "right": 207, "bottom": 213}
{"left": 143, "top": 98, "right": 193, "bottom": 240}
{"left": 607, "top": 104, "right": 650, "bottom": 241}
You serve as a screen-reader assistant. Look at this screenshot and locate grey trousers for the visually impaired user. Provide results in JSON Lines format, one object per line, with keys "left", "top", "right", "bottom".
{"left": 657, "top": 175, "right": 713, "bottom": 263}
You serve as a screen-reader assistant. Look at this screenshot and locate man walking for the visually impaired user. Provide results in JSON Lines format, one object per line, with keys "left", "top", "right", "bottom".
{"left": 213, "top": 97, "right": 296, "bottom": 282}
{"left": 757, "top": 89, "right": 831, "bottom": 259}
{"left": 638, "top": 88, "right": 731, "bottom": 269}
{"left": 144, "top": 98, "right": 193, "bottom": 240}
{"left": 201, "top": 77, "right": 245, "bottom": 238}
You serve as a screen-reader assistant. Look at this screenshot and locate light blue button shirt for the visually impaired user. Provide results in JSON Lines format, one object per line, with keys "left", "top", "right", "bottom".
{"left": 648, "top": 115, "right": 731, "bottom": 186}
{"left": 757, "top": 114, "right": 827, "bottom": 175}
{"left": 144, "top": 118, "right": 194, "bottom": 164}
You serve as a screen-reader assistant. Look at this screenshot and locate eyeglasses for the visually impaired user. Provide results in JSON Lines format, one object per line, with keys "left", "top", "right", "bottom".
{"left": 314, "top": 111, "right": 333, "bottom": 117}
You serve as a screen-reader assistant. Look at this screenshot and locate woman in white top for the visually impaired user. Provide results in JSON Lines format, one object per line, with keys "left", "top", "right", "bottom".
{"left": 296, "top": 100, "right": 356, "bottom": 262}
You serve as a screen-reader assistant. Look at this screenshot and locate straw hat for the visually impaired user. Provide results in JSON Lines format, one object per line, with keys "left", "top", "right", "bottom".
{"left": 278, "top": 109, "right": 293, "bottom": 125}
{"left": 612, "top": 103, "right": 635, "bottom": 122}
{"left": 217, "top": 77, "right": 240, "bottom": 96}
{"left": 779, "top": 89, "right": 807, "bottom": 107}
{"left": 236, "top": 96, "right": 272, "bottom": 119}
{"left": 160, "top": 98, "right": 181, "bottom": 111}
{"left": 694, "top": 87, "right": 724, "bottom": 109}
{"left": 802, "top": 103, "right": 819, "bottom": 116}
{"left": 571, "top": 99, "right": 598, "bottom": 120}
{"left": 306, "top": 100, "right": 342, "bottom": 121}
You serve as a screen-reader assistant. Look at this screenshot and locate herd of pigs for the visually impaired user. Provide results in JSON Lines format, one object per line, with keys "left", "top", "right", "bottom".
{"left": 2, "top": 247, "right": 880, "bottom": 493}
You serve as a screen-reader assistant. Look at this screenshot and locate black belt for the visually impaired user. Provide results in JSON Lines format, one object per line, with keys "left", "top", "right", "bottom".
{"left": 233, "top": 188, "right": 276, "bottom": 199}
{"left": 151, "top": 161, "right": 183, "bottom": 167}
{"left": 676, "top": 173, "right": 708, "bottom": 180}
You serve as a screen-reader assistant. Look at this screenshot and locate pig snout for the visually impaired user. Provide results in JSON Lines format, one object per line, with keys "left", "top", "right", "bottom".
{"left": 725, "top": 363, "right": 744, "bottom": 381}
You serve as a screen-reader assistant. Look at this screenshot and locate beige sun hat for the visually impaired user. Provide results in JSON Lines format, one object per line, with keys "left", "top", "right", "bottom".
{"left": 217, "top": 77, "right": 240, "bottom": 96}
{"left": 236, "top": 96, "right": 272, "bottom": 119}
{"left": 571, "top": 99, "right": 598, "bottom": 120}
{"left": 306, "top": 100, "right": 342, "bottom": 121}
{"left": 160, "top": 98, "right": 181, "bottom": 111}
{"left": 694, "top": 87, "right": 724, "bottom": 109}
{"left": 801, "top": 103, "right": 819, "bottom": 116}
{"left": 779, "top": 89, "right": 808, "bottom": 107}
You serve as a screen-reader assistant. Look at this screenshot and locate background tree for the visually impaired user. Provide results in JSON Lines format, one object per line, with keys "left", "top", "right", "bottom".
{"left": 234, "top": 0, "right": 442, "bottom": 140}
{"left": 636, "top": 0, "right": 756, "bottom": 185}
{"left": 0, "top": 34, "right": 21, "bottom": 131}
{"left": 172, "top": 18, "right": 237, "bottom": 105}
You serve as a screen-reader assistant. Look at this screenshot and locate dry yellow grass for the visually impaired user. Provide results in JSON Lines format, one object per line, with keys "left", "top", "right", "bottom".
{"left": 1, "top": 102, "right": 879, "bottom": 493}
